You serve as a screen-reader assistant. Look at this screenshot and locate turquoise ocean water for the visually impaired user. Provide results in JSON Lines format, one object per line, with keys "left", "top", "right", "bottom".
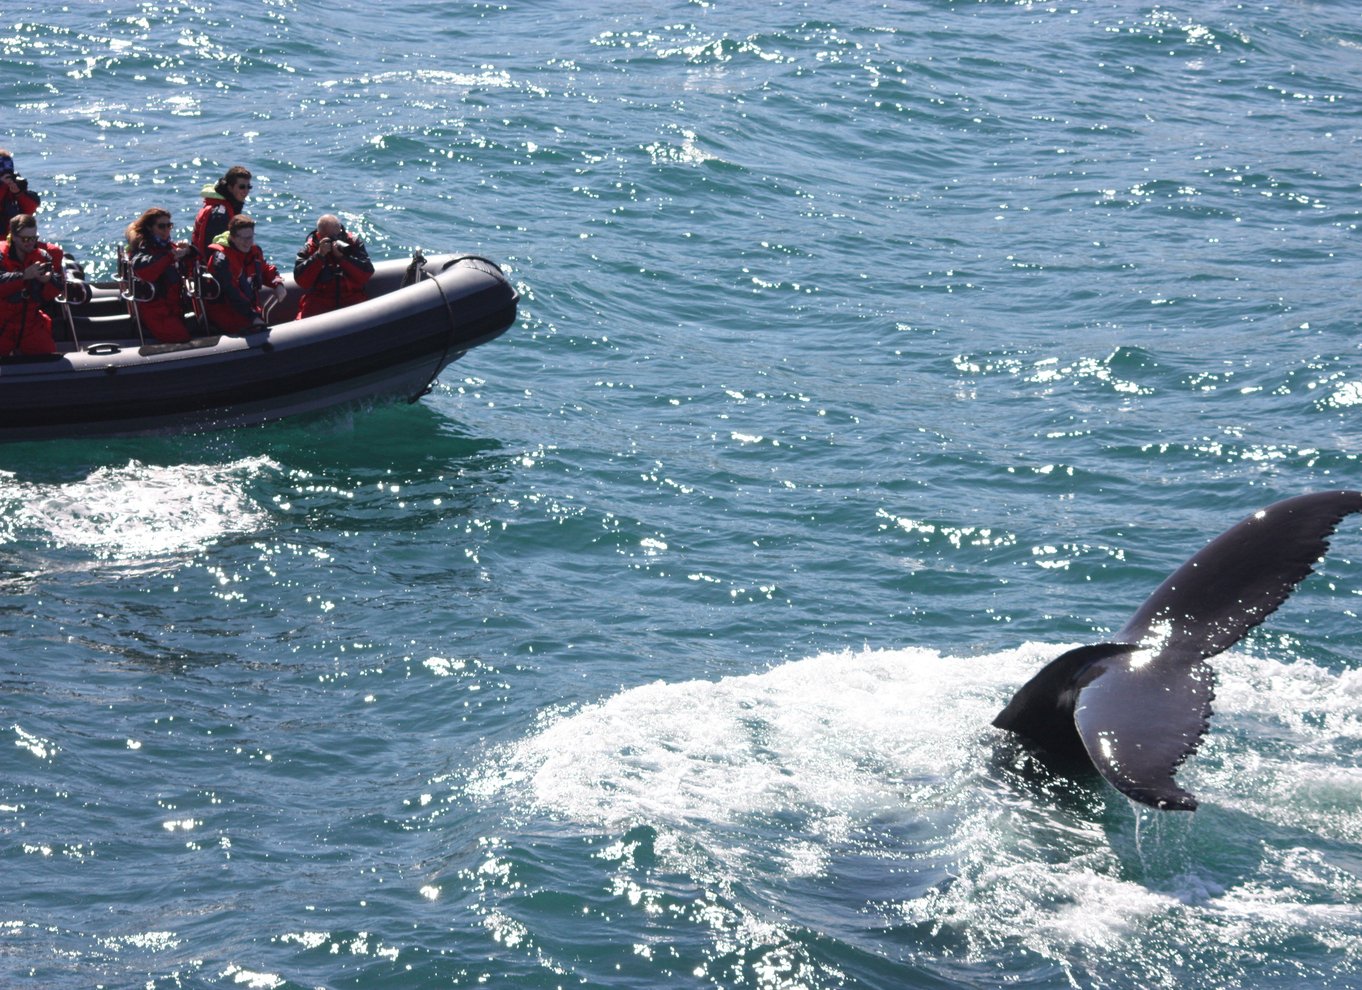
{"left": 4, "top": 2, "right": 1362, "bottom": 986}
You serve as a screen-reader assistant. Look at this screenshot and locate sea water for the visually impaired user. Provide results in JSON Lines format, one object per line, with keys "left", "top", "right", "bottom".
{"left": 3, "top": 2, "right": 1362, "bottom": 987}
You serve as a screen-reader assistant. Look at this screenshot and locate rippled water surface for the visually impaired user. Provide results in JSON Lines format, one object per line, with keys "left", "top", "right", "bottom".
{"left": 4, "top": 2, "right": 1362, "bottom": 987}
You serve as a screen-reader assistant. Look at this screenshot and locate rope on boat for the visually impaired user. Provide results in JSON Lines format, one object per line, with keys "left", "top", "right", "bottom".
{"left": 409, "top": 253, "right": 512, "bottom": 403}
{"left": 410, "top": 250, "right": 460, "bottom": 403}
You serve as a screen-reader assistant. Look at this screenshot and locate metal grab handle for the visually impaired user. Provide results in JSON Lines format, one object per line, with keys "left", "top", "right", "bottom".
{"left": 260, "top": 289, "right": 280, "bottom": 326}
{"left": 52, "top": 286, "right": 81, "bottom": 351}
{"left": 186, "top": 270, "right": 220, "bottom": 301}
{"left": 64, "top": 280, "right": 91, "bottom": 305}
{"left": 185, "top": 267, "right": 218, "bottom": 336}
{"left": 118, "top": 280, "right": 156, "bottom": 304}
{"left": 114, "top": 245, "right": 147, "bottom": 346}
{"left": 115, "top": 248, "right": 155, "bottom": 304}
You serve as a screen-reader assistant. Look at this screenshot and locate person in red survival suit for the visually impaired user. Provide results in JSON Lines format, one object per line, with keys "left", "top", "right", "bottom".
{"left": 293, "top": 214, "right": 374, "bottom": 320}
{"left": 0, "top": 150, "right": 41, "bottom": 229}
{"left": 0, "top": 214, "right": 68, "bottom": 356}
{"left": 204, "top": 215, "right": 286, "bottom": 334}
{"left": 127, "top": 206, "right": 198, "bottom": 343}
{"left": 191, "top": 164, "right": 252, "bottom": 260}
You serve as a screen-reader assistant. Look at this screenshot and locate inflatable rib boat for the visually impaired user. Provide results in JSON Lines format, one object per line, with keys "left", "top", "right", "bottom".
{"left": 0, "top": 253, "right": 518, "bottom": 442}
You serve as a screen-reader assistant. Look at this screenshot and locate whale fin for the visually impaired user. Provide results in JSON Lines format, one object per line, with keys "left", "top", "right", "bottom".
{"left": 994, "top": 489, "right": 1362, "bottom": 811}
{"left": 1072, "top": 651, "right": 1214, "bottom": 810}
{"left": 1117, "top": 490, "right": 1362, "bottom": 660}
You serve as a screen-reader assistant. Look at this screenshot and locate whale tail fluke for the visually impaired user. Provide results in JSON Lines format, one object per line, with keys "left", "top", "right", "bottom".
{"left": 994, "top": 490, "right": 1362, "bottom": 811}
{"left": 1116, "top": 490, "right": 1362, "bottom": 662}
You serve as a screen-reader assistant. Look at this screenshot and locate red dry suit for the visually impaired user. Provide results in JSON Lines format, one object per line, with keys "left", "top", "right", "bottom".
{"left": 204, "top": 241, "right": 283, "bottom": 334}
{"left": 0, "top": 239, "right": 64, "bottom": 355}
{"left": 191, "top": 184, "right": 244, "bottom": 260}
{"left": 292, "top": 230, "right": 374, "bottom": 320}
{"left": 130, "top": 238, "right": 196, "bottom": 343}
{"left": 0, "top": 184, "right": 40, "bottom": 230}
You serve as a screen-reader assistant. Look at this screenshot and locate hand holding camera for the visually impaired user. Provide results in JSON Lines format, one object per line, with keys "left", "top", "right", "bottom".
{"left": 317, "top": 231, "right": 352, "bottom": 258}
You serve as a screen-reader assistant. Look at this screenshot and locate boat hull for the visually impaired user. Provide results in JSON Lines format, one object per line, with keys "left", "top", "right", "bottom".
{"left": 0, "top": 254, "right": 517, "bottom": 442}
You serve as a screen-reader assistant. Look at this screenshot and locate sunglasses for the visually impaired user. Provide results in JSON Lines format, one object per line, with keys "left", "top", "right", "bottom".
{"left": 155, "top": 221, "right": 174, "bottom": 229}
{"left": 14, "top": 233, "right": 37, "bottom": 243}
{"left": 235, "top": 183, "right": 252, "bottom": 191}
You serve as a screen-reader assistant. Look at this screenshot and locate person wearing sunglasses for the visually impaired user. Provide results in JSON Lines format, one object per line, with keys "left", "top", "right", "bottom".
{"left": 191, "top": 165, "right": 253, "bottom": 259}
{"left": 0, "top": 149, "right": 41, "bottom": 230}
{"left": 204, "top": 214, "right": 286, "bottom": 334}
{"left": 0, "top": 214, "right": 68, "bottom": 356}
{"left": 126, "top": 207, "right": 198, "bottom": 343}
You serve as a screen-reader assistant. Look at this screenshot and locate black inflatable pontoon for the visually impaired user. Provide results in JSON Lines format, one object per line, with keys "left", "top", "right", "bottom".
{"left": 0, "top": 253, "right": 518, "bottom": 442}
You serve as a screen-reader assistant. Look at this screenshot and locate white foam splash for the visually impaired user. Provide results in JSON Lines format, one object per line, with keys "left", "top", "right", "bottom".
{"left": 481, "top": 646, "right": 1008, "bottom": 832}
{"left": 478, "top": 644, "right": 1362, "bottom": 981}
{"left": 2, "top": 457, "right": 278, "bottom": 561}
{"left": 1195, "top": 653, "right": 1362, "bottom": 842}
{"left": 484, "top": 644, "right": 1362, "bottom": 838}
